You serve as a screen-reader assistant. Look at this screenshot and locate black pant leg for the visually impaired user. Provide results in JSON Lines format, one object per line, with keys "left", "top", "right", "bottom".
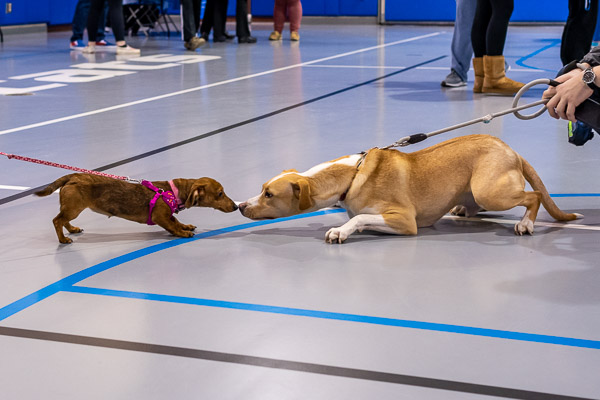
{"left": 181, "top": 0, "right": 197, "bottom": 41}
{"left": 213, "top": 0, "right": 228, "bottom": 38}
{"left": 235, "top": 0, "right": 250, "bottom": 38}
{"left": 561, "top": 0, "right": 599, "bottom": 65}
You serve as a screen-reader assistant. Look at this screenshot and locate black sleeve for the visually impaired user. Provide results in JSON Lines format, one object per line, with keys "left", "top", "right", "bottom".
{"left": 581, "top": 46, "right": 600, "bottom": 67}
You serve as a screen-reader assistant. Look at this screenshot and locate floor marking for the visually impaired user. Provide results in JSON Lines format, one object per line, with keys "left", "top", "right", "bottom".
{"left": 515, "top": 39, "right": 561, "bottom": 72}
{"left": 0, "top": 184, "right": 30, "bottom": 191}
{"left": 1, "top": 206, "right": 599, "bottom": 350}
{"left": 64, "top": 285, "right": 600, "bottom": 350}
{"left": 0, "top": 55, "right": 446, "bottom": 206}
{"left": 0, "top": 327, "right": 593, "bottom": 400}
{"left": 303, "top": 65, "right": 546, "bottom": 73}
{"left": 442, "top": 215, "right": 600, "bottom": 231}
{"left": 0, "top": 209, "right": 345, "bottom": 322}
{"left": 0, "top": 32, "right": 441, "bottom": 137}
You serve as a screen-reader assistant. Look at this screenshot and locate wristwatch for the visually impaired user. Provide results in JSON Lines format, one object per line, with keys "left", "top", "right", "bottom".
{"left": 582, "top": 67, "right": 597, "bottom": 90}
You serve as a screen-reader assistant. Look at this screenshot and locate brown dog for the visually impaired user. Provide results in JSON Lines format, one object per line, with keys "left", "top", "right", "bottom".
{"left": 239, "top": 135, "right": 582, "bottom": 243}
{"left": 35, "top": 173, "right": 238, "bottom": 243}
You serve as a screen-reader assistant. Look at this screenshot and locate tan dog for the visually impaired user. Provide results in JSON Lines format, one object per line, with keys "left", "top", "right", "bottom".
{"left": 36, "top": 173, "right": 238, "bottom": 244}
{"left": 239, "top": 135, "right": 582, "bottom": 243}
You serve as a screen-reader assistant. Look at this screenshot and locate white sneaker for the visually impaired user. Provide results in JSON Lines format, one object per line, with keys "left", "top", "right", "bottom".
{"left": 116, "top": 44, "right": 140, "bottom": 55}
{"left": 82, "top": 44, "right": 96, "bottom": 54}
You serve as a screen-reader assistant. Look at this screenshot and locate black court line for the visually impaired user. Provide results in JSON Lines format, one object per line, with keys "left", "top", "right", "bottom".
{"left": 0, "top": 55, "right": 446, "bottom": 206}
{"left": 0, "top": 326, "right": 593, "bottom": 400}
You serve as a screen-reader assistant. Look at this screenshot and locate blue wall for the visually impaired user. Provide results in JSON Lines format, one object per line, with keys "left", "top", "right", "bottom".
{"left": 0, "top": 0, "right": 570, "bottom": 27}
{"left": 384, "top": 0, "right": 568, "bottom": 22}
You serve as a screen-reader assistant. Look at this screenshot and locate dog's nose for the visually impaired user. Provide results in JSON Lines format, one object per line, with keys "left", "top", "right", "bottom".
{"left": 232, "top": 202, "right": 239, "bottom": 211}
{"left": 238, "top": 202, "right": 247, "bottom": 213}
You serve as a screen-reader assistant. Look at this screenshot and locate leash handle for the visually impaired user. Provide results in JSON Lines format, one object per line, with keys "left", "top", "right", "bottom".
{"left": 0, "top": 151, "right": 141, "bottom": 183}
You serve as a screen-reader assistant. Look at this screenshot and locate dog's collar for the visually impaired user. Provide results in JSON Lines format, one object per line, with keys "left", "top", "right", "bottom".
{"left": 142, "top": 180, "right": 185, "bottom": 226}
{"left": 340, "top": 151, "right": 368, "bottom": 202}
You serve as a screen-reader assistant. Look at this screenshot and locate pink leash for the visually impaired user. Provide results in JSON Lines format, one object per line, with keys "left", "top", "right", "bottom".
{"left": 1, "top": 151, "right": 185, "bottom": 225}
{"left": 0, "top": 151, "right": 140, "bottom": 183}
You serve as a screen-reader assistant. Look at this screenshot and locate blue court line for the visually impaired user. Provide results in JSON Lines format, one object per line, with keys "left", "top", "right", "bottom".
{"left": 515, "top": 39, "right": 561, "bottom": 71}
{"left": 1, "top": 196, "right": 598, "bottom": 348}
{"left": 0, "top": 209, "right": 345, "bottom": 322}
{"left": 63, "top": 285, "right": 600, "bottom": 350}
{"left": 550, "top": 193, "right": 600, "bottom": 197}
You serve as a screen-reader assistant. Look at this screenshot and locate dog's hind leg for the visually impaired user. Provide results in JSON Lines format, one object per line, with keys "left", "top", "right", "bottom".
{"left": 325, "top": 210, "right": 417, "bottom": 244}
{"left": 471, "top": 171, "right": 542, "bottom": 235}
{"left": 450, "top": 192, "right": 482, "bottom": 217}
{"left": 53, "top": 207, "right": 85, "bottom": 244}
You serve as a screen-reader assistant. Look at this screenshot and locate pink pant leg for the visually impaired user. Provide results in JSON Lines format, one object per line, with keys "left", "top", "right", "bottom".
{"left": 273, "top": 0, "right": 287, "bottom": 32}
{"left": 287, "top": 0, "right": 302, "bottom": 32}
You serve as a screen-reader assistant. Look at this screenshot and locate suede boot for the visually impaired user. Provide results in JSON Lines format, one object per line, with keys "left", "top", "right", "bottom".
{"left": 472, "top": 57, "right": 484, "bottom": 93}
{"left": 482, "top": 55, "right": 524, "bottom": 95}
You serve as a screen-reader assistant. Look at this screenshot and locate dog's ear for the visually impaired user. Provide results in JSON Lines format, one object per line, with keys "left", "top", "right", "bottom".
{"left": 185, "top": 183, "right": 206, "bottom": 208}
{"left": 291, "top": 178, "right": 313, "bottom": 211}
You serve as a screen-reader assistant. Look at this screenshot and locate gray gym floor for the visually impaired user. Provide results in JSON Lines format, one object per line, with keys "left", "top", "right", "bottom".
{"left": 1, "top": 20, "right": 599, "bottom": 399}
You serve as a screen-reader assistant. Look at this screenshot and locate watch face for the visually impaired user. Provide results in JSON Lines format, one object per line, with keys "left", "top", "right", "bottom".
{"left": 583, "top": 69, "right": 595, "bottom": 84}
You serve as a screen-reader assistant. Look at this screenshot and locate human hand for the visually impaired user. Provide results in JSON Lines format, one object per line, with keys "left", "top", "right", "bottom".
{"left": 543, "top": 69, "right": 594, "bottom": 122}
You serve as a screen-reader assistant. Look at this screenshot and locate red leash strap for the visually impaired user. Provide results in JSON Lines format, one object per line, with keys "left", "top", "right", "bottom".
{"left": 0, "top": 151, "right": 139, "bottom": 183}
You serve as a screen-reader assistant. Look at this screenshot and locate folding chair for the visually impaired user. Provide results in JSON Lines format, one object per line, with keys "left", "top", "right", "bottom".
{"left": 124, "top": 0, "right": 161, "bottom": 36}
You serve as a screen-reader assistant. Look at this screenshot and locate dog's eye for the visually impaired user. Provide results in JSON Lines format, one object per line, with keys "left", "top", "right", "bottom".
{"left": 264, "top": 191, "right": 273, "bottom": 198}
{"left": 218, "top": 192, "right": 223, "bottom": 198}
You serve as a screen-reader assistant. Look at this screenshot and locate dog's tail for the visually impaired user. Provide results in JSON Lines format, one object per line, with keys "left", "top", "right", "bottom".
{"left": 34, "top": 174, "right": 75, "bottom": 197}
{"left": 520, "top": 157, "right": 582, "bottom": 221}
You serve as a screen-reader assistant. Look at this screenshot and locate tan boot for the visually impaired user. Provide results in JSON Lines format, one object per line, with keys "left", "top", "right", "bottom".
{"left": 472, "top": 57, "right": 484, "bottom": 93}
{"left": 482, "top": 55, "right": 524, "bottom": 95}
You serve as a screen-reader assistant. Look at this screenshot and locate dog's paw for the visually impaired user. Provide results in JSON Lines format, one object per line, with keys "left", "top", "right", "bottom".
{"left": 59, "top": 237, "right": 73, "bottom": 244}
{"left": 514, "top": 220, "right": 534, "bottom": 236}
{"left": 181, "top": 224, "right": 196, "bottom": 231}
{"left": 450, "top": 206, "right": 467, "bottom": 216}
{"left": 325, "top": 227, "right": 348, "bottom": 244}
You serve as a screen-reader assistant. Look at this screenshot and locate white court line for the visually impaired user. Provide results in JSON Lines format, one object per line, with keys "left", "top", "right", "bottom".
{"left": 0, "top": 32, "right": 442, "bottom": 137}
{"left": 304, "top": 65, "right": 546, "bottom": 73}
{"left": 443, "top": 215, "right": 600, "bottom": 231}
{"left": 0, "top": 185, "right": 31, "bottom": 191}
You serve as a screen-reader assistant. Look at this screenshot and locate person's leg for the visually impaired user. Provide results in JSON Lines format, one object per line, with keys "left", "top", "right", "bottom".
{"left": 485, "top": 0, "right": 513, "bottom": 55}
{"left": 273, "top": 0, "right": 286, "bottom": 33}
{"left": 471, "top": 0, "right": 491, "bottom": 58}
{"left": 561, "top": 0, "right": 598, "bottom": 65}
{"left": 193, "top": 0, "right": 201, "bottom": 34}
{"left": 288, "top": 0, "right": 302, "bottom": 33}
{"left": 71, "top": 0, "right": 89, "bottom": 42}
{"left": 181, "top": 0, "right": 197, "bottom": 42}
{"left": 200, "top": 0, "right": 215, "bottom": 38}
{"left": 482, "top": 0, "right": 522, "bottom": 94}
{"left": 107, "top": 0, "right": 125, "bottom": 43}
{"left": 449, "top": 0, "right": 476, "bottom": 82}
{"left": 236, "top": 0, "right": 255, "bottom": 41}
{"left": 96, "top": 3, "right": 108, "bottom": 41}
{"left": 86, "top": 0, "right": 105, "bottom": 43}
{"left": 213, "top": 0, "right": 228, "bottom": 40}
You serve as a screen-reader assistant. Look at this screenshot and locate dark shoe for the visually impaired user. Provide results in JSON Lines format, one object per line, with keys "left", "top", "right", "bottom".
{"left": 214, "top": 36, "right": 227, "bottom": 42}
{"left": 568, "top": 121, "right": 595, "bottom": 146}
{"left": 200, "top": 33, "right": 209, "bottom": 41}
{"left": 223, "top": 32, "right": 235, "bottom": 40}
{"left": 238, "top": 36, "right": 257, "bottom": 44}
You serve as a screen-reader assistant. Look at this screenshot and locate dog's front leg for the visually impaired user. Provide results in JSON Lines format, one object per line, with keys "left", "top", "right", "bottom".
{"left": 325, "top": 211, "right": 417, "bottom": 244}
{"left": 154, "top": 215, "right": 196, "bottom": 238}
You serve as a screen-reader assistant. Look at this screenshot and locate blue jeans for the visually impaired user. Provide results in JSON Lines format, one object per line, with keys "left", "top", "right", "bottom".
{"left": 71, "top": 0, "right": 107, "bottom": 42}
{"left": 451, "top": 0, "right": 477, "bottom": 82}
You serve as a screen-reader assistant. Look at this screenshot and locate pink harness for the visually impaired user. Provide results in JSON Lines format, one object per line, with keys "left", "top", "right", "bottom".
{"left": 141, "top": 180, "right": 185, "bottom": 225}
